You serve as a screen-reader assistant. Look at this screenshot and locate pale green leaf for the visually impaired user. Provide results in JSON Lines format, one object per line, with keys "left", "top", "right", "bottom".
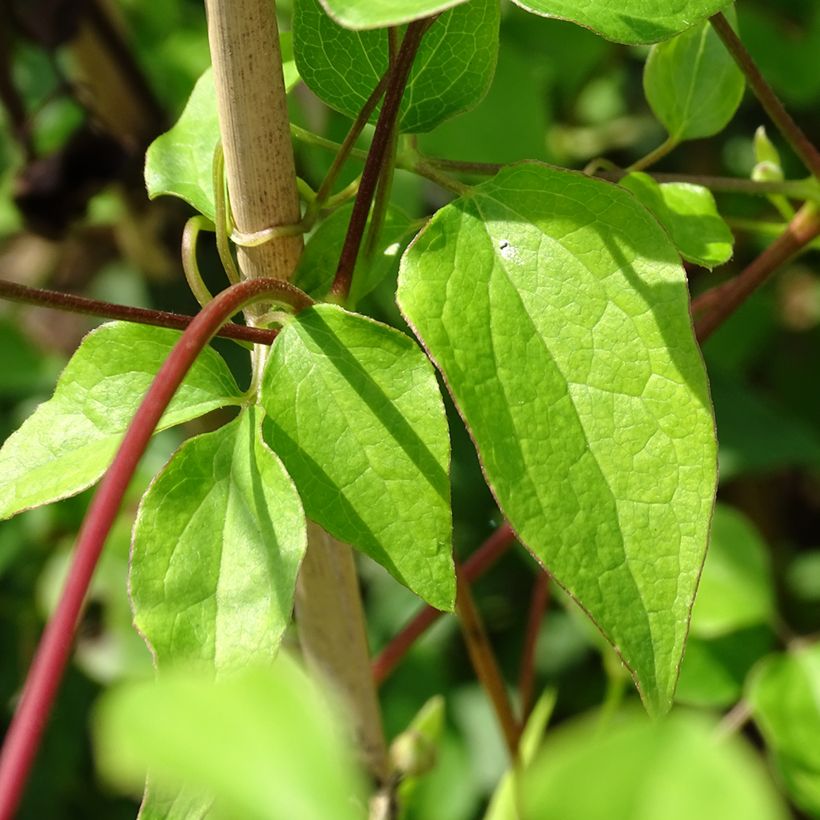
{"left": 131, "top": 407, "right": 306, "bottom": 673}
{"left": 486, "top": 689, "right": 557, "bottom": 820}
{"left": 690, "top": 503, "right": 774, "bottom": 639}
{"left": 260, "top": 304, "right": 455, "bottom": 610}
{"left": 747, "top": 645, "right": 820, "bottom": 815}
{"left": 522, "top": 711, "right": 788, "bottom": 819}
{"left": 318, "top": 0, "right": 469, "bottom": 29}
{"left": 643, "top": 14, "right": 745, "bottom": 141}
{"left": 0, "top": 322, "right": 243, "bottom": 522}
{"left": 511, "top": 0, "right": 731, "bottom": 44}
{"left": 398, "top": 163, "right": 717, "bottom": 715}
{"left": 294, "top": 203, "right": 418, "bottom": 303}
{"left": 145, "top": 41, "right": 300, "bottom": 220}
{"left": 94, "top": 659, "right": 365, "bottom": 820}
{"left": 294, "top": 0, "right": 498, "bottom": 133}
{"left": 620, "top": 172, "right": 733, "bottom": 269}
{"left": 138, "top": 782, "right": 211, "bottom": 820}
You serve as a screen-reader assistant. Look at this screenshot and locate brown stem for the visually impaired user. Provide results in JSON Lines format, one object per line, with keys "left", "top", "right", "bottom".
{"left": 710, "top": 12, "right": 820, "bottom": 181}
{"left": 0, "top": 279, "right": 280, "bottom": 345}
{"left": 0, "top": 278, "right": 309, "bottom": 820}
{"left": 331, "top": 20, "right": 430, "bottom": 300}
{"left": 206, "top": 0, "right": 302, "bottom": 283}
{"left": 693, "top": 203, "right": 820, "bottom": 341}
{"left": 456, "top": 564, "right": 521, "bottom": 759}
{"left": 518, "top": 571, "right": 550, "bottom": 721}
{"left": 372, "top": 523, "right": 516, "bottom": 686}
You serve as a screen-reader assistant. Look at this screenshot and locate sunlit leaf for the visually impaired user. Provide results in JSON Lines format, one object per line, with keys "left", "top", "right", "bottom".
{"left": 511, "top": 0, "right": 731, "bottom": 45}
{"left": 620, "top": 172, "right": 733, "bottom": 269}
{"left": 260, "top": 305, "right": 455, "bottom": 610}
{"left": 131, "top": 407, "right": 306, "bottom": 673}
{"left": 317, "top": 0, "right": 469, "bottom": 29}
{"left": 398, "top": 163, "right": 717, "bottom": 714}
{"left": 0, "top": 322, "right": 243, "bottom": 522}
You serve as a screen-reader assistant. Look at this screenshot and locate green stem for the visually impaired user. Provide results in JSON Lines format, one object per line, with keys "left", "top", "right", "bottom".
{"left": 181, "top": 216, "right": 216, "bottom": 308}
{"left": 213, "top": 143, "right": 242, "bottom": 285}
{"left": 710, "top": 12, "right": 820, "bottom": 181}
{"left": 627, "top": 135, "right": 678, "bottom": 172}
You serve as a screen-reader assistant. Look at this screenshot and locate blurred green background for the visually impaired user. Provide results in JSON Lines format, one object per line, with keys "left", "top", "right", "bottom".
{"left": 0, "top": 0, "right": 818, "bottom": 817}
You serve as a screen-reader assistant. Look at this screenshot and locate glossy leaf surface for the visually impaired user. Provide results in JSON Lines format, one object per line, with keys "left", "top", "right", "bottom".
{"left": 0, "top": 322, "right": 243, "bottom": 521}
{"left": 260, "top": 304, "right": 455, "bottom": 610}
{"left": 644, "top": 15, "right": 745, "bottom": 141}
{"left": 620, "top": 172, "right": 733, "bottom": 269}
{"left": 131, "top": 407, "right": 306, "bottom": 672}
{"left": 511, "top": 0, "right": 731, "bottom": 44}
{"left": 94, "top": 660, "right": 364, "bottom": 820}
{"left": 398, "top": 163, "right": 717, "bottom": 714}
{"left": 294, "top": 0, "right": 498, "bottom": 133}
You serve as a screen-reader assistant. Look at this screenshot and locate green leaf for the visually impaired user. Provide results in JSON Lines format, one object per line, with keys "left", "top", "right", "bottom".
{"left": 138, "top": 782, "right": 211, "bottom": 820}
{"left": 675, "top": 626, "right": 774, "bottom": 708}
{"left": 643, "top": 14, "right": 745, "bottom": 141}
{"left": 510, "top": 0, "right": 731, "bottom": 44}
{"left": 398, "top": 163, "right": 717, "bottom": 715}
{"left": 145, "top": 42, "right": 300, "bottom": 219}
{"left": 0, "top": 322, "right": 243, "bottom": 522}
{"left": 294, "top": 203, "right": 418, "bottom": 303}
{"left": 747, "top": 645, "right": 820, "bottom": 817}
{"left": 689, "top": 504, "right": 774, "bottom": 638}
{"left": 486, "top": 689, "right": 557, "bottom": 820}
{"left": 620, "top": 172, "right": 733, "bottom": 269}
{"left": 260, "top": 304, "right": 455, "bottom": 610}
{"left": 294, "top": 0, "right": 498, "bottom": 133}
{"left": 94, "top": 659, "right": 365, "bottom": 820}
{"left": 131, "top": 407, "right": 306, "bottom": 673}
{"left": 317, "top": 0, "right": 469, "bottom": 29}
{"left": 522, "top": 710, "right": 788, "bottom": 819}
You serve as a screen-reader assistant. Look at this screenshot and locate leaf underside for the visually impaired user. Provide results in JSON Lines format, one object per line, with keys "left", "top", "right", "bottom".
{"left": 398, "top": 162, "right": 717, "bottom": 714}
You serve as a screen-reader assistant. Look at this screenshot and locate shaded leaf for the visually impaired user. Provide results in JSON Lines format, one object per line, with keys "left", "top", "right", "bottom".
{"left": 398, "top": 163, "right": 717, "bottom": 714}
{"left": 511, "top": 0, "right": 731, "bottom": 45}
{"left": 131, "top": 407, "right": 306, "bottom": 673}
{"left": 643, "top": 14, "right": 744, "bottom": 141}
{"left": 260, "top": 304, "right": 455, "bottom": 610}
{"left": 620, "top": 172, "right": 733, "bottom": 269}
{"left": 294, "top": 0, "right": 498, "bottom": 133}
{"left": 0, "top": 322, "right": 243, "bottom": 522}
{"left": 94, "top": 659, "right": 365, "bottom": 820}
{"left": 293, "top": 202, "right": 418, "bottom": 304}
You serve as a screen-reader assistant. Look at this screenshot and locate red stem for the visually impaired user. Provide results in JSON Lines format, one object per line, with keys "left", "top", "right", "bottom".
{"left": 693, "top": 203, "right": 820, "bottom": 342}
{"left": 0, "top": 279, "right": 279, "bottom": 345}
{"left": 518, "top": 571, "right": 550, "bottom": 721}
{"left": 372, "top": 522, "right": 515, "bottom": 686}
{"left": 710, "top": 12, "right": 820, "bottom": 181}
{"left": 0, "top": 278, "right": 311, "bottom": 820}
{"left": 330, "top": 20, "right": 429, "bottom": 300}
